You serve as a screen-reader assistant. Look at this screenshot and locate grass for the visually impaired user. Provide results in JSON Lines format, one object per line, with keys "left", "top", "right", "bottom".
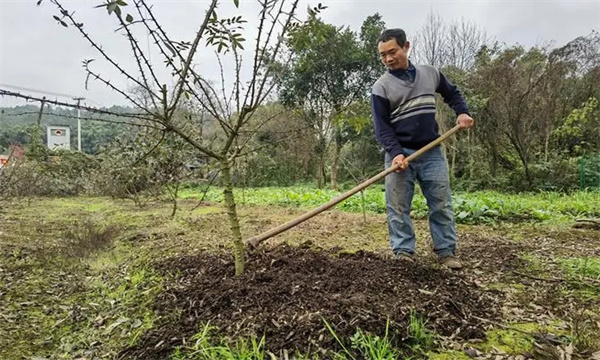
{"left": 172, "top": 319, "right": 404, "bottom": 360}
{"left": 0, "top": 198, "right": 165, "bottom": 359}
{"left": 559, "top": 257, "right": 600, "bottom": 279}
{"left": 323, "top": 318, "right": 402, "bottom": 360}
{"left": 406, "top": 311, "right": 435, "bottom": 354}
{"left": 179, "top": 186, "right": 600, "bottom": 225}
{"left": 0, "top": 246, "right": 163, "bottom": 359}
{"left": 171, "top": 324, "right": 271, "bottom": 360}
{"left": 480, "top": 328, "right": 535, "bottom": 354}
{"left": 426, "top": 350, "right": 471, "bottom": 360}
{"left": 557, "top": 257, "right": 600, "bottom": 300}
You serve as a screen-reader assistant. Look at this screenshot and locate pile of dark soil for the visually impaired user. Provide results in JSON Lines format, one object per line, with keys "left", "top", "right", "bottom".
{"left": 122, "top": 244, "right": 504, "bottom": 359}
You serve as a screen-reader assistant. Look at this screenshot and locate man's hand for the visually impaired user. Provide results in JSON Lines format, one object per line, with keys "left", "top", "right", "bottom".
{"left": 457, "top": 113, "right": 475, "bottom": 129}
{"left": 392, "top": 154, "right": 408, "bottom": 172}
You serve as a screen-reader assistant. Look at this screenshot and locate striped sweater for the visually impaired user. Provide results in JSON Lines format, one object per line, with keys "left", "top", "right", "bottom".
{"left": 370, "top": 63, "right": 469, "bottom": 159}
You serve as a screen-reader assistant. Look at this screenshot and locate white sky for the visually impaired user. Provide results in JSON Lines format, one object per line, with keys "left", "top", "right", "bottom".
{"left": 1, "top": 0, "right": 599, "bottom": 108}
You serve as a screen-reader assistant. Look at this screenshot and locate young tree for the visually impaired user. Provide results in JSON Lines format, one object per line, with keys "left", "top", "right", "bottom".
{"left": 42, "top": 0, "right": 302, "bottom": 275}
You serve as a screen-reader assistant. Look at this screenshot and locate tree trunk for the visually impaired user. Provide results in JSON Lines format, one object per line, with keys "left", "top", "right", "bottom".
{"left": 516, "top": 149, "right": 534, "bottom": 189}
{"left": 490, "top": 142, "right": 498, "bottom": 177}
{"left": 220, "top": 159, "right": 245, "bottom": 276}
{"left": 330, "top": 141, "right": 342, "bottom": 191}
{"left": 170, "top": 183, "right": 180, "bottom": 218}
{"left": 523, "top": 160, "right": 533, "bottom": 189}
{"left": 509, "top": 132, "right": 534, "bottom": 189}
{"left": 315, "top": 137, "right": 326, "bottom": 189}
{"left": 317, "top": 157, "right": 325, "bottom": 188}
{"left": 544, "top": 131, "right": 550, "bottom": 163}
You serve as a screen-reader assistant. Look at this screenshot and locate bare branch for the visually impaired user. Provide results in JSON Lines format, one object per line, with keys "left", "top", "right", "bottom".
{"left": 231, "top": 30, "right": 243, "bottom": 118}
{"left": 134, "top": 0, "right": 181, "bottom": 76}
{"left": 214, "top": 51, "right": 232, "bottom": 120}
{"left": 83, "top": 63, "right": 154, "bottom": 115}
{"left": 249, "top": 0, "right": 269, "bottom": 106}
{"left": 115, "top": 12, "right": 162, "bottom": 108}
{"left": 250, "top": 0, "right": 300, "bottom": 109}
{"left": 185, "top": 83, "right": 224, "bottom": 126}
{"left": 244, "top": 0, "right": 286, "bottom": 108}
{"left": 164, "top": 122, "right": 222, "bottom": 160}
{"left": 49, "top": 0, "right": 159, "bottom": 100}
{"left": 130, "top": 129, "right": 166, "bottom": 166}
{"left": 168, "top": 0, "right": 219, "bottom": 117}
{"left": 193, "top": 77, "right": 234, "bottom": 133}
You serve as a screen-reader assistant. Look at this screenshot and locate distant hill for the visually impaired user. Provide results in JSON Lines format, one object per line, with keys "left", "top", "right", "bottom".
{"left": 0, "top": 105, "right": 135, "bottom": 154}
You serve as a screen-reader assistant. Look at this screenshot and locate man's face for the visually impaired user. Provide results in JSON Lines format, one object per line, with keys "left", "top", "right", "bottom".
{"left": 378, "top": 39, "right": 410, "bottom": 70}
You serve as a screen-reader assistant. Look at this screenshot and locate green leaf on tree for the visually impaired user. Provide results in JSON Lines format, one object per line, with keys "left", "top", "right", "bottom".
{"left": 107, "top": 3, "right": 117, "bottom": 14}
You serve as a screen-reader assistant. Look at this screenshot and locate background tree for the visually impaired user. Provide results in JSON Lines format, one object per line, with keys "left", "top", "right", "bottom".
{"left": 277, "top": 13, "right": 383, "bottom": 189}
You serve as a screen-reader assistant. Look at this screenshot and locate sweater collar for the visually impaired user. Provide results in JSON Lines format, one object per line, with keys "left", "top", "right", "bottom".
{"left": 388, "top": 61, "right": 415, "bottom": 76}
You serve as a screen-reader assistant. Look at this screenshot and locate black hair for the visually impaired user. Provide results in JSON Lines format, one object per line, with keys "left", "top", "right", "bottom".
{"left": 377, "top": 29, "right": 407, "bottom": 47}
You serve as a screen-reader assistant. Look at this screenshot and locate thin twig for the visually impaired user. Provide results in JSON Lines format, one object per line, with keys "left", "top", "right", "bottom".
{"left": 115, "top": 12, "right": 161, "bottom": 108}
{"left": 37, "top": 111, "right": 164, "bottom": 130}
{"left": 83, "top": 65, "right": 155, "bottom": 114}
{"left": 191, "top": 168, "right": 221, "bottom": 211}
{"left": 130, "top": 130, "right": 167, "bottom": 167}
{"left": 50, "top": 0, "right": 159, "bottom": 99}
{"left": 168, "top": 0, "right": 218, "bottom": 117}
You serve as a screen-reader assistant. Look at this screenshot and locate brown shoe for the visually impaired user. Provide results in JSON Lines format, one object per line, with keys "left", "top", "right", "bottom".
{"left": 439, "top": 255, "right": 463, "bottom": 270}
{"left": 395, "top": 252, "right": 415, "bottom": 263}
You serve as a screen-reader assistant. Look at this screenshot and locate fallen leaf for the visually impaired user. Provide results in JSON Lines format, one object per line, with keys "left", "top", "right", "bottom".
{"left": 131, "top": 319, "right": 142, "bottom": 328}
{"left": 418, "top": 288, "right": 435, "bottom": 296}
{"left": 105, "top": 317, "right": 129, "bottom": 334}
{"left": 465, "top": 348, "right": 481, "bottom": 358}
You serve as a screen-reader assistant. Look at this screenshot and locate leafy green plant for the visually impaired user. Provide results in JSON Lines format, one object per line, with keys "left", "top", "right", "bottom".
{"left": 350, "top": 320, "right": 399, "bottom": 360}
{"left": 559, "top": 257, "right": 600, "bottom": 279}
{"left": 406, "top": 311, "right": 435, "bottom": 354}
{"left": 323, "top": 318, "right": 401, "bottom": 360}
{"left": 180, "top": 185, "right": 600, "bottom": 225}
{"left": 171, "top": 323, "right": 269, "bottom": 360}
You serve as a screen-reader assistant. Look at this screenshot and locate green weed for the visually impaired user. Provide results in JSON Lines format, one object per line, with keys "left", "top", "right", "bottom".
{"left": 406, "top": 311, "right": 435, "bottom": 354}
{"left": 559, "top": 257, "right": 600, "bottom": 279}
{"left": 323, "top": 318, "right": 401, "bottom": 360}
{"left": 170, "top": 323, "right": 270, "bottom": 360}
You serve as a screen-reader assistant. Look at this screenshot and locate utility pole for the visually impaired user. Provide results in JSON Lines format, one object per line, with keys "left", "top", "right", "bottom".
{"left": 74, "top": 97, "right": 85, "bottom": 152}
{"left": 37, "top": 96, "right": 46, "bottom": 126}
{"left": 32, "top": 96, "right": 47, "bottom": 156}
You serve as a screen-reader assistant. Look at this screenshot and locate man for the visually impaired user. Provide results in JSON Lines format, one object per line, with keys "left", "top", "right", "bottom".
{"left": 370, "top": 28, "right": 474, "bottom": 269}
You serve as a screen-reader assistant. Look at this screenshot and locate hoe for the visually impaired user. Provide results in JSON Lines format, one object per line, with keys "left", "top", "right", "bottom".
{"left": 245, "top": 124, "right": 463, "bottom": 249}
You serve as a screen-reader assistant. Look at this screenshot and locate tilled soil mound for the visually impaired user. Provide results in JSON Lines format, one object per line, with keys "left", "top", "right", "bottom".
{"left": 122, "top": 244, "right": 504, "bottom": 359}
